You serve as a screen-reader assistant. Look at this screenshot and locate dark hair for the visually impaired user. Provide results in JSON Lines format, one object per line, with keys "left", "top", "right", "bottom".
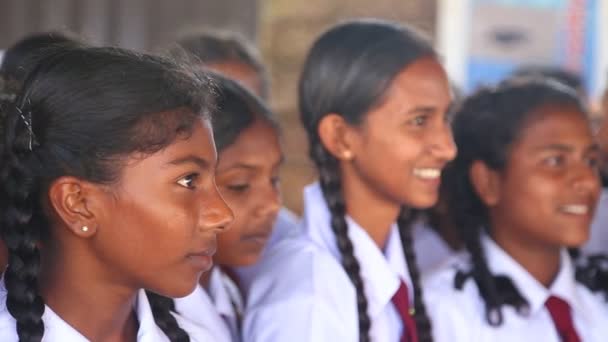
{"left": 172, "top": 30, "right": 270, "bottom": 99}
{"left": 0, "top": 31, "right": 82, "bottom": 86}
{"left": 209, "top": 72, "right": 278, "bottom": 151}
{"left": 298, "top": 18, "right": 436, "bottom": 342}
{"left": 576, "top": 254, "right": 608, "bottom": 299}
{"left": 445, "top": 78, "right": 586, "bottom": 326}
{"left": 0, "top": 45, "right": 215, "bottom": 341}
{"left": 509, "top": 66, "right": 584, "bottom": 96}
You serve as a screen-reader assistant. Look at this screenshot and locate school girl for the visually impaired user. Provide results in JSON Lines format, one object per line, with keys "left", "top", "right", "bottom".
{"left": 424, "top": 78, "right": 608, "bottom": 341}
{"left": 0, "top": 45, "right": 233, "bottom": 341}
{"left": 243, "top": 18, "right": 457, "bottom": 342}
{"left": 171, "top": 30, "right": 300, "bottom": 269}
{"left": 172, "top": 74, "right": 283, "bottom": 341}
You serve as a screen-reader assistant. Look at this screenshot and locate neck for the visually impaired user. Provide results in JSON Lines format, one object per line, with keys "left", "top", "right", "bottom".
{"left": 39, "top": 240, "right": 139, "bottom": 341}
{"left": 490, "top": 222, "right": 562, "bottom": 287}
{"left": 341, "top": 171, "right": 401, "bottom": 249}
{"left": 199, "top": 266, "right": 212, "bottom": 291}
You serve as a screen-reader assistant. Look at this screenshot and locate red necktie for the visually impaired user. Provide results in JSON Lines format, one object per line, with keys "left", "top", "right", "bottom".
{"left": 545, "top": 295, "right": 581, "bottom": 342}
{"left": 391, "top": 280, "right": 418, "bottom": 342}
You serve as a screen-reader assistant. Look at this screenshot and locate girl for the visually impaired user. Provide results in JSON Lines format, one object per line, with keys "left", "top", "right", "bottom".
{"left": 170, "top": 30, "right": 300, "bottom": 273}
{"left": 243, "top": 19, "right": 456, "bottom": 342}
{"left": 174, "top": 74, "right": 283, "bottom": 341}
{"left": 424, "top": 79, "right": 608, "bottom": 341}
{"left": 0, "top": 45, "right": 233, "bottom": 341}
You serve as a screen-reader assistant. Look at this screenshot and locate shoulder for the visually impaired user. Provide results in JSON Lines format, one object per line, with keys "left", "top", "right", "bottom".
{"left": 422, "top": 261, "right": 485, "bottom": 342}
{"left": 172, "top": 313, "right": 220, "bottom": 342}
{"left": 0, "top": 289, "right": 18, "bottom": 341}
{"left": 248, "top": 235, "right": 353, "bottom": 304}
{"left": 243, "top": 237, "right": 357, "bottom": 341}
{"left": 574, "top": 281, "right": 608, "bottom": 314}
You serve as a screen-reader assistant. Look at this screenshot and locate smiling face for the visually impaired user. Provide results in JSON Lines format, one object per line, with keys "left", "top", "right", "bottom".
{"left": 213, "top": 118, "right": 282, "bottom": 267}
{"left": 489, "top": 104, "right": 600, "bottom": 249}
{"left": 345, "top": 56, "right": 457, "bottom": 209}
{"left": 90, "top": 118, "right": 234, "bottom": 297}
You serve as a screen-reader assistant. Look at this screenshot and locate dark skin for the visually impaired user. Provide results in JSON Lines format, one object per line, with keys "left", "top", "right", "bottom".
{"left": 39, "top": 116, "right": 233, "bottom": 341}
{"left": 318, "top": 56, "right": 457, "bottom": 249}
{"left": 200, "top": 118, "right": 282, "bottom": 288}
{"left": 472, "top": 105, "right": 600, "bottom": 287}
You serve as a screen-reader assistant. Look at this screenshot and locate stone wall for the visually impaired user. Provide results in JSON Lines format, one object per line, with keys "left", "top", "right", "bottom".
{"left": 259, "top": 0, "right": 438, "bottom": 213}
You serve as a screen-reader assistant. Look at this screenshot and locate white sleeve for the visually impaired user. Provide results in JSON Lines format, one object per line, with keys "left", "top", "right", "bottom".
{"left": 243, "top": 240, "right": 357, "bottom": 342}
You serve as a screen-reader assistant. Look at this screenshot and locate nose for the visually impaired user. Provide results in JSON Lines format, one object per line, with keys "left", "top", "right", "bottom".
{"left": 572, "top": 161, "right": 601, "bottom": 197}
{"left": 430, "top": 121, "right": 457, "bottom": 163}
{"left": 255, "top": 183, "right": 281, "bottom": 219}
{"left": 200, "top": 184, "right": 234, "bottom": 233}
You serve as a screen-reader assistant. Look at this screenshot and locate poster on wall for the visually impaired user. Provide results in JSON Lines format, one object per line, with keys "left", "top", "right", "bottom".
{"left": 437, "top": 0, "right": 607, "bottom": 105}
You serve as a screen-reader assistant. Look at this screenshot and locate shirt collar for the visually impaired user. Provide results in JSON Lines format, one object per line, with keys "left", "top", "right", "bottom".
{"left": 301, "top": 182, "right": 412, "bottom": 317}
{"left": 208, "top": 267, "right": 242, "bottom": 320}
{"left": 481, "top": 235, "right": 587, "bottom": 321}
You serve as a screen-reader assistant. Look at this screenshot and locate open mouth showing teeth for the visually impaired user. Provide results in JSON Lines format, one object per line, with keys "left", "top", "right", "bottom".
{"left": 413, "top": 168, "right": 441, "bottom": 179}
{"left": 560, "top": 205, "right": 589, "bottom": 215}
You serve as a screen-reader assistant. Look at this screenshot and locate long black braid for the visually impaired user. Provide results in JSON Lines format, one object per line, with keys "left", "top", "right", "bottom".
{"left": 575, "top": 254, "right": 608, "bottom": 299}
{"left": 0, "top": 95, "right": 46, "bottom": 342}
{"left": 445, "top": 78, "right": 587, "bottom": 325}
{"left": 397, "top": 209, "right": 433, "bottom": 342}
{"left": 147, "top": 292, "right": 190, "bottom": 342}
{"left": 312, "top": 138, "right": 372, "bottom": 342}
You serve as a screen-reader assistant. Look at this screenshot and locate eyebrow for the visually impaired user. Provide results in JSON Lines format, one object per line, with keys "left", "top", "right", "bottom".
{"left": 166, "top": 155, "right": 212, "bottom": 169}
{"left": 221, "top": 155, "right": 286, "bottom": 171}
{"left": 406, "top": 106, "right": 437, "bottom": 115}
{"left": 535, "top": 143, "right": 599, "bottom": 153}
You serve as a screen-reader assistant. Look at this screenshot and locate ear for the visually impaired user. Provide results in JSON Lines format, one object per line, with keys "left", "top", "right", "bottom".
{"left": 47, "top": 176, "right": 104, "bottom": 238}
{"left": 317, "top": 113, "right": 358, "bottom": 161}
{"left": 469, "top": 160, "right": 501, "bottom": 207}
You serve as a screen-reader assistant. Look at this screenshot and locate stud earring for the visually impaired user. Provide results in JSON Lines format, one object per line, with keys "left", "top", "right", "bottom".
{"left": 342, "top": 150, "right": 353, "bottom": 160}
{"left": 81, "top": 226, "right": 89, "bottom": 232}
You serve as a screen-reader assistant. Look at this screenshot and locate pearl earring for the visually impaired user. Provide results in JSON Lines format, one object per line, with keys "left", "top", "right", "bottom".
{"left": 81, "top": 226, "right": 89, "bottom": 232}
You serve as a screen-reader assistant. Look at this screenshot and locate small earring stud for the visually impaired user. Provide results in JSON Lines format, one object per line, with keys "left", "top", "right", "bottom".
{"left": 82, "top": 226, "right": 89, "bottom": 232}
{"left": 342, "top": 151, "right": 353, "bottom": 159}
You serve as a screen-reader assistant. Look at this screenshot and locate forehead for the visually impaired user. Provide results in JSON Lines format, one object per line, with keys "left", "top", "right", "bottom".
{"left": 369, "top": 57, "right": 451, "bottom": 116}
{"left": 513, "top": 104, "right": 591, "bottom": 150}
{"left": 118, "top": 118, "right": 216, "bottom": 178}
{"left": 217, "top": 119, "right": 281, "bottom": 169}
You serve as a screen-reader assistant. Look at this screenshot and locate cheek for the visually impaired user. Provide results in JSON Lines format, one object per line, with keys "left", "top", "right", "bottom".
{"left": 108, "top": 194, "right": 198, "bottom": 265}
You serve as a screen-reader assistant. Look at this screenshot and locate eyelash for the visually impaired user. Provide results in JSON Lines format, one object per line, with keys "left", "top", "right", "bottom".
{"left": 409, "top": 114, "right": 428, "bottom": 126}
{"left": 226, "top": 184, "right": 250, "bottom": 192}
{"left": 177, "top": 174, "right": 199, "bottom": 189}
{"left": 544, "top": 155, "right": 564, "bottom": 167}
{"left": 226, "top": 176, "right": 281, "bottom": 193}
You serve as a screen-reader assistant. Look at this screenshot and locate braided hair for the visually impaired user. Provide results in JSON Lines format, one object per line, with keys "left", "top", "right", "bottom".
{"left": 444, "top": 78, "right": 586, "bottom": 325}
{"left": 0, "top": 45, "right": 216, "bottom": 341}
{"left": 299, "top": 19, "right": 437, "bottom": 342}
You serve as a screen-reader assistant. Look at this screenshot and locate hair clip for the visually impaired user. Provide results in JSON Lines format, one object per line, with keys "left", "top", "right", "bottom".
{"left": 15, "top": 103, "right": 36, "bottom": 151}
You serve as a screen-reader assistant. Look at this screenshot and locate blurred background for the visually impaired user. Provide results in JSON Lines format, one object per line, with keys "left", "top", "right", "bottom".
{"left": 1, "top": 0, "right": 606, "bottom": 214}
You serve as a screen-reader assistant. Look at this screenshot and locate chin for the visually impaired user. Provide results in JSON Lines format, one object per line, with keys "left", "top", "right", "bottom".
{"left": 156, "top": 274, "right": 202, "bottom": 299}
{"left": 404, "top": 193, "right": 439, "bottom": 210}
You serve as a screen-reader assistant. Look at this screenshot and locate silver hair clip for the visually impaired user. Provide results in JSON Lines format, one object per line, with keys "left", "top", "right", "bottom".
{"left": 15, "top": 102, "right": 36, "bottom": 151}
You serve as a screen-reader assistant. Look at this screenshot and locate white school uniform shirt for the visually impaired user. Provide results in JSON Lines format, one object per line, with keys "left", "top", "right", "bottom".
{"left": 581, "top": 188, "right": 608, "bottom": 255}
{"left": 243, "top": 182, "right": 413, "bottom": 342}
{"left": 412, "top": 220, "right": 459, "bottom": 273}
{"left": 175, "top": 267, "right": 243, "bottom": 342}
{"left": 235, "top": 207, "right": 300, "bottom": 294}
{"left": 424, "top": 235, "right": 608, "bottom": 342}
{"left": 0, "top": 279, "right": 213, "bottom": 341}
